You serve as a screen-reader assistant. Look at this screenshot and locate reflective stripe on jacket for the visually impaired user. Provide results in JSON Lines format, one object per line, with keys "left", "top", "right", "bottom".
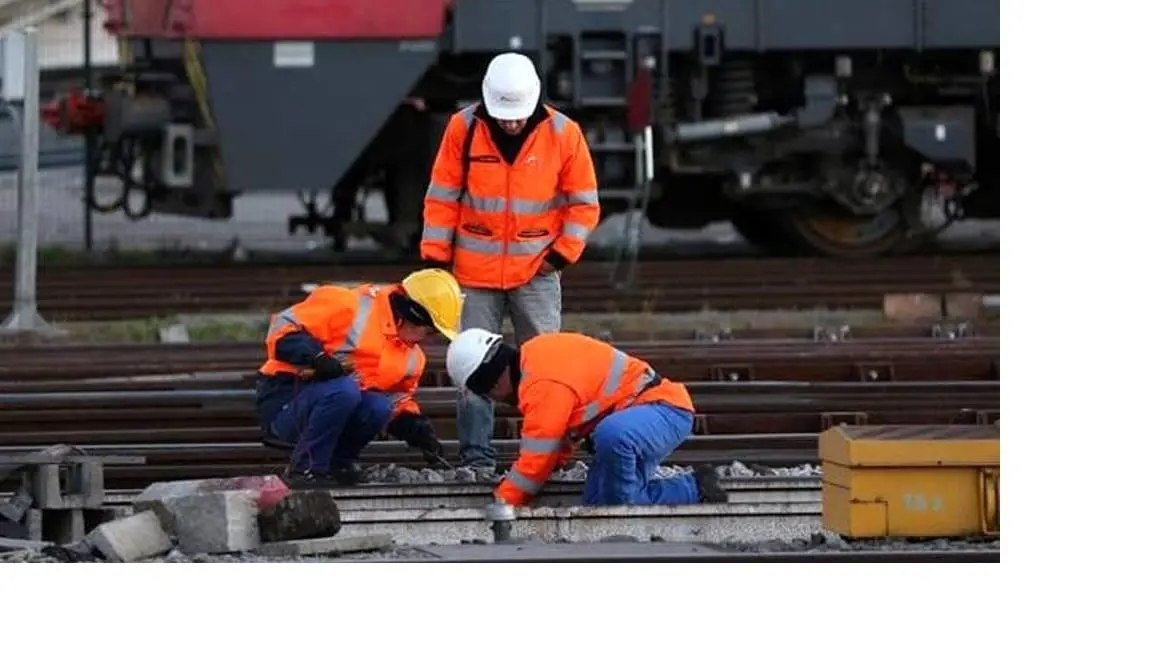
{"left": 494, "top": 332, "right": 694, "bottom": 506}
{"left": 257, "top": 284, "right": 426, "bottom": 417}
{"left": 420, "top": 103, "right": 601, "bottom": 290}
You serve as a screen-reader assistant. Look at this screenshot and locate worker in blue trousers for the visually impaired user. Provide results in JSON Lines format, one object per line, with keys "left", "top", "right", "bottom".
{"left": 255, "top": 269, "right": 463, "bottom": 488}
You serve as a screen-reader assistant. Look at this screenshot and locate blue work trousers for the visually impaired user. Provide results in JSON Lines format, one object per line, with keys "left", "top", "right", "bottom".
{"left": 582, "top": 403, "right": 699, "bottom": 506}
{"left": 267, "top": 376, "right": 394, "bottom": 473}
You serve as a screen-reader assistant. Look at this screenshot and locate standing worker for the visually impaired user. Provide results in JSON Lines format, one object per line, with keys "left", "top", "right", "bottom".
{"left": 255, "top": 269, "right": 463, "bottom": 488}
{"left": 444, "top": 329, "right": 730, "bottom": 507}
{"left": 421, "top": 52, "right": 602, "bottom": 472}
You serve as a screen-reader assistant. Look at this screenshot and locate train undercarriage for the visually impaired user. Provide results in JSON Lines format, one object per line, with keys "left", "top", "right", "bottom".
{"left": 42, "top": 0, "right": 999, "bottom": 258}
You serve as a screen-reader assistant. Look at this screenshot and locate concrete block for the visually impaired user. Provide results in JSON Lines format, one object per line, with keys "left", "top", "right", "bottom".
{"left": 87, "top": 510, "right": 172, "bottom": 562}
{"left": 883, "top": 293, "right": 942, "bottom": 322}
{"left": 24, "top": 508, "right": 41, "bottom": 541}
{"left": 258, "top": 533, "right": 394, "bottom": 558}
{"left": 29, "top": 463, "right": 105, "bottom": 509}
{"left": 134, "top": 475, "right": 289, "bottom": 534}
{"left": 169, "top": 490, "right": 261, "bottom": 554}
{"left": 943, "top": 293, "right": 985, "bottom": 319}
{"left": 42, "top": 509, "right": 86, "bottom": 544}
{"left": 258, "top": 491, "right": 341, "bottom": 543}
{"left": 0, "top": 537, "right": 52, "bottom": 552}
{"left": 0, "top": 492, "right": 32, "bottom": 522}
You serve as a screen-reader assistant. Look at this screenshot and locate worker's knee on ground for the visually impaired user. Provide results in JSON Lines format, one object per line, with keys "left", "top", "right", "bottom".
{"left": 316, "top": 376, "right": 362, "bottom": 409}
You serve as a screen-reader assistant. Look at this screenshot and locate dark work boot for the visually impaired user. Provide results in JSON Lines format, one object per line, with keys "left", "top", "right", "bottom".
{"left": 330, "top": 465, "right": 365, "bottom": 487}
{"left": 693, "top": 465, "right": 729, "bottom": 504}
{"left": 283, "top": 470, "right": 339, "bottom": 490}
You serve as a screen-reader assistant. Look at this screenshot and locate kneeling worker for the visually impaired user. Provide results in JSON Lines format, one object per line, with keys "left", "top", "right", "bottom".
{"left": 444, "top": 329, "right": 729, "bottom": 507}
{"left": 256, "top": 269, "right": 463, "bottom": 487}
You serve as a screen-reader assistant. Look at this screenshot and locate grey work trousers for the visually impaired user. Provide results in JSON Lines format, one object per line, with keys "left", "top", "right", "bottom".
{"left": 456, "top": 271, "right": 562, "bottom": 468}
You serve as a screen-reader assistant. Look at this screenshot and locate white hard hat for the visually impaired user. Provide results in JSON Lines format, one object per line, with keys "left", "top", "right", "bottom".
{"left": 481, "top": 53, "right": 541, "bottom": 120}
{"left": 446, "top": 328, "right": 504, "bottom": 389}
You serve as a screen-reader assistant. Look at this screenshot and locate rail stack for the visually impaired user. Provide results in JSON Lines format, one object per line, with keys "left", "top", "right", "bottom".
{"left": 0, "top": 255, "right": 1000, "bottom": 562}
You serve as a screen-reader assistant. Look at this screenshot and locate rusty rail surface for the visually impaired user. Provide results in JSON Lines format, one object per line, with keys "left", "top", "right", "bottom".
{"left": 0, "top": 380, "right": 999, "bottom": 489}
{"left": 0, "top": 256, "right": 998, "bottom": 320}
{"left": 0, "top": 331, "right": 999, "bottom": 489}
{"left": 0, "top": 336, "right": 999, "bottom": 385}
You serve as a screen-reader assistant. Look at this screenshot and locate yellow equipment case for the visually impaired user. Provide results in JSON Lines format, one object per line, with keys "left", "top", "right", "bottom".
{"left": 819, "top": 424, "right": 1000, "bottom": 539}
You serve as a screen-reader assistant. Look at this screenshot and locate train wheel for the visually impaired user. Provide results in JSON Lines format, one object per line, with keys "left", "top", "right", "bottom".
{"left": 786, "top": 199, "right": 911, "bottom": 258}
{"left": 729, "top": 209, "right": 805, "bottom": 257}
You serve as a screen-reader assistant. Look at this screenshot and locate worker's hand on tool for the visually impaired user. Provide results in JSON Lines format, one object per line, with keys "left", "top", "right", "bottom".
{"left": 387, "top": 413, "right": 443, "bottom": 456}
{"left": 309, "top": 353, "right": 348, "bottom": 381}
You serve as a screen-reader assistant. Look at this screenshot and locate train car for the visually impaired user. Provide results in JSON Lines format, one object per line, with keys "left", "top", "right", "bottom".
{"left": 40, "top": 0, "right": 999, "bottom": 258}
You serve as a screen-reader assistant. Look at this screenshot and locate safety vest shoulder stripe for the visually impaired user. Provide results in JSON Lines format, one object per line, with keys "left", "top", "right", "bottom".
{"left": 574, "top": 349, "right": 656, "bottom": 426}
{"left": 404, "top": 350, "right": 420, "bottom": 379}
{"left": 333, "top": 292, "right": 375, "bottom": 356}
{"left": 423, "top": 103, "right": 480, "bottom": 209}
{"left": 460, "top": 103, "right": 478, "bottom": 126}
{"left": 266, "top": 307, "right": 301, "bottom": 338}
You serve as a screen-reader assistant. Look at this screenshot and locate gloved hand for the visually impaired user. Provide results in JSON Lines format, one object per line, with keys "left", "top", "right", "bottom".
{"left": 387, "top": 413, "right": 443, "bottom": 458}
{"left": 309, "top": 353, "right": 347, "bottom": 381}
{"left": 582, "top": 435, "right": 596, "bottom": 455}
{"left": 422, "top": 259, "right": 452, "bottom": 272}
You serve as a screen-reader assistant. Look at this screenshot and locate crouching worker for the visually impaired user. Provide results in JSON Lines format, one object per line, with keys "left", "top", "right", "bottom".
{"left": 255, "top": 269, "right": 463, "bottom": 488}
{"left": 444, "top": 329, "right": 730, "bottom": 507}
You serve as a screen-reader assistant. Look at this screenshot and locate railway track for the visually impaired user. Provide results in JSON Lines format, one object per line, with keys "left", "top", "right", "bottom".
{"left": 0, "top": 255, "right": 998, "bottom": 320}
{"left": 0, "top": 335, "right": 999, "bottom": 384}
{"left": 0, "top": 333, "right": 999, "bottom": 489}
{"left": 0, "top": 381, "right": 998, "bottom": 488}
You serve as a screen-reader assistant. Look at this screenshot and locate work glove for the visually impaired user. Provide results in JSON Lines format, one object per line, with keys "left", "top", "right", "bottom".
{"left": 387, "top": 413, "right": 444, "bottom": 459}
{"left": 309, "top": 353, "right": 347, "bottom": 381}
{"left": 422, "top": 259, "right": 452, "bottom": 272}
{"left": 582, "top": 435, "right": 596, "bottom": 456}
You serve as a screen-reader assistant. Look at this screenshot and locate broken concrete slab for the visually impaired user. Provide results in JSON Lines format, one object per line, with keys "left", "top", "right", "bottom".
{"left": 134, "top": 475, "right": 289, "bottom": 533}
{"left": 0, "top": 537, "right": 52, "bottom": 553}
{"left": 258, "top": 490, "right": 341, "bottom": 543}
{"left": 339, "top": 502, "right": 822, "bottom": 545}
{"left": 258, "top": 533, "right": 394, "bottom": 558}
{"left": 0, "top": 491, "right": 32, "bottom": 522}
{"left": 169, "top": 490, "right": 261, "bottom": 554}
{"left": 87, "top": 510, "right": 172, "bottom": 562}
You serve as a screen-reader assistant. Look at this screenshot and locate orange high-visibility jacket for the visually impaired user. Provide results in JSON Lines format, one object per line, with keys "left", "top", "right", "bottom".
{"left": 258, "top": 284, "right": 426, "bottom": 418}
{"left": 420, "top": 103, "right": 601, "bottom": 290}
{"left": 494, "top": 332, "right": 695, "bottom": 505}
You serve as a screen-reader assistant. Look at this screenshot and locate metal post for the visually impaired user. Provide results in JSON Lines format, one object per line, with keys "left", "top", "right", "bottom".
{"left": 83, "top": 0, "right": 95, "bottom": 253}
{"left": 1, "top": 27, "right": 54, "bottom": 336}
{"left": 485, "top": 500, "right": 516, "bottom": 544}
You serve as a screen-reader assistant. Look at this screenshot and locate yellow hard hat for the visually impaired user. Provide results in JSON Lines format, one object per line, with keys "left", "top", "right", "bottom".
{"left": 400, "top": 268, "right": 464, "bottom": 340}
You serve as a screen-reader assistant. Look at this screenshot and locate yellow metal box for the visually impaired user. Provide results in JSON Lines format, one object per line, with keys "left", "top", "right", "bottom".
{"left": 819, "top": 425, "right": 999, "bottom": 539}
